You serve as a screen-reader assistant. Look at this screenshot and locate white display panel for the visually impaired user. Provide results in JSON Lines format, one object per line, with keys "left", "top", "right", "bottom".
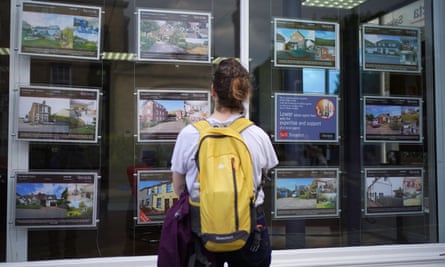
{"left": 362, "top": 24, "right": 421, "bottom": 73}
{"left": 14, "top": 172, "right": 98, "bottom": 228}
{"left": 16, "top": 86, "right": 100, "bottom": 143}
{"left": 364, "top": 168, "right": 423, "bottom": 216}
{"left": 274, "top": 18, "right": 340, "bottom": 69}
{"left": 363, "top": 96, "right": 422, "bottom": 143}
{"left": 19, "top": 1, "right": 102, "bottom": 60}
{"left": 137, "top": 8, "right": 211, "bottom": 63}
{"left": 137, "top": 89, "right": 210, "bottom": 142}
{"left": 274, "top": 168, "right": 340, "bottom": 219}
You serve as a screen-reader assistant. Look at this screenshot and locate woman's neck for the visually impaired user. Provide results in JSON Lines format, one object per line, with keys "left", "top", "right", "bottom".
{"left": 210, "top": 109, "right": 242, "bottom": 122}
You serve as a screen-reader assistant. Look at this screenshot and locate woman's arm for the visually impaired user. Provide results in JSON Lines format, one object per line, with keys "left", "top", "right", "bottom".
{"left": 172, "top": 171, "right": 186, "bottom": 196}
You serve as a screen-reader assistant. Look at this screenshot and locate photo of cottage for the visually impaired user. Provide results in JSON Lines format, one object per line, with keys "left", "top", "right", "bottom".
{"left": 20, "top": 2, "right": 101, "bottom": 59}
{"left": 274, "top": 18, "right": 338, "bottom": 69}
{"left": 138, "top": 9, "right": 210, "bottom": 62}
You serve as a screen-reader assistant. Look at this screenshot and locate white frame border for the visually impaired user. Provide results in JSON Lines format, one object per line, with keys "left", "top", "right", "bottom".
{"left": 363, "top": 167, "right": 424, "bottom": 216}
{"left": 15, "top": 86, "right": 100, "bottom": 143}
{"left": 273, "top": 167, "right": 340, "bottom": 219}
{"left": 363, "top": 95, "right": 423, "bottom": 143}
{"left": 19, "top": 1, "right": 102, "bottom": 60}
{"left": 274, "top": 92, "right": 339, "bottom": 143}
{"left": 136, "top": 8, "right": 212, "bottom": 64}
{"left": 361, "top": 23, "right": 422, "bottom": 73}
{"left": 136, "top": 88, "right": 210, "bottom": 143}
{"left": 13, "top": 171, "right": 99, "bottom": 229}
{"left": 273, "top": 18, "right": 340, "bottom": 70}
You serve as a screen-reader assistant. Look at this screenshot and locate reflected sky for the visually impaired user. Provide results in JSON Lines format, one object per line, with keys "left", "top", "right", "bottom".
{"left": 303, "top": 69, "right": 339, "bottom": 94}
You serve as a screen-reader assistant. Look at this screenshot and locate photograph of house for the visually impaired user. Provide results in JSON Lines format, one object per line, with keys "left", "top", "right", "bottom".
{"left": 137, "top": 90, "right": 209, "bottom": 141}
{"left": 365, "top": 168, "right": 423, "bottom": 215}
{"left": 364, "top": 97, "right": 421, "bottom": 142}
{"left": 137, "top": 171, "right": 177, "bottom": 224}
{"left": 18, "top": 98, "right": 97, "bottom": 134}
{"left": 138, "top": 9, "right": 210, "bottom": 62}
{"left": 17, "top": 87, "right": 99, "bottom": 142}
{"left": 15, "top": 182, "right": 95, "bottom": 223}
{"left": 367, "top": 176, "right": 403, "bottom": 206}
{"left": 275, "top": 173, "right": 337, "bottom": 218}
{"left": 274, "top": 19, "right": 338, "bottom": 69}
{"left": 20, "top": 2, "right": 100, "bottom": 59}
{"left": 403, "top": 177, "right": 423, "bottom": 207}
{"left": 139, "top": 100, "right": 208, "bottom": 131}
{"left": 364, "top": 34, "right": 418, "bottom": 65}
{"left": 26, "top": 100, "right": 52, "bottom": 125}
{"left": 362, "top": 25, "right": 420, "bottom": 72}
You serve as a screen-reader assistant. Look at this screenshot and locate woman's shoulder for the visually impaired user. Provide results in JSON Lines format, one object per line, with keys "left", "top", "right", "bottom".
{"left": 243, "top": 123, "right": 272, "bottom": 141}
{"left": 177, "top": 123, "right": 199, "bottom": 138}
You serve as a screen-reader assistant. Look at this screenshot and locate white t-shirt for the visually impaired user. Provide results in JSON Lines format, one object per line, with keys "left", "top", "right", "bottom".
{"left": 170, "top": 115, "right": 279, "bottom": 206}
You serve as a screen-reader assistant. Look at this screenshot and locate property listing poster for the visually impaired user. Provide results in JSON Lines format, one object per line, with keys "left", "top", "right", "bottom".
{"left": 137, "top": 89, "right": 210, "bottom": 142}
{"left": 274, "top": 168, "right": 339, "bottom": 219}
{"left": 364, "top": 96, "right": 422, "bottom": 143}
{"left": 137, "top": 9, "right": 211, "bottom": 63}
{"left": 15, "top": 172, "right": 98, "bottom": 228}
{"left": 20, "top": 1, "right": 101, "bottom": 60}
{"left": 362, "top": 24, "right": 421, "bottom": 73}
{"left": 137, "top": 170, "right": 175, "bottom": 225}
{"left": 275, "top": 93, "right": 338, "bottom": 143}
{"left": 274, "top": 18, "right": 339, "bottom": 69}
{"left": 365, "top": 168, "right": 423, "bottom": 215}
{"left": 17, "top": 86, "right": 100, "bottom": 143}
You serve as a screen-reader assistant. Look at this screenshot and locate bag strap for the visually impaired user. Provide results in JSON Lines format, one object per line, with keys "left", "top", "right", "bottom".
{"left": 188, "top": 236, "right": 212, "bottom": 267}
{"left": 228, "top": 117, "right": 253, "bottom": 133}
{"left": 193, "top": 120, "right": 212, "bottom": 133}
{"left": 193, "top": 117, "right": 253, "bottom": 134}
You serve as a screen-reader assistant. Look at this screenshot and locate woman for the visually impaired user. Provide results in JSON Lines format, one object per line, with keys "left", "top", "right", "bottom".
{"left": 170, "top": 58, "right": 279, "bottom": 267}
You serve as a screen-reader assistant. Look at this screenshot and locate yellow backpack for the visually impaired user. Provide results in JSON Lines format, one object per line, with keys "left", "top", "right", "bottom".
{"left": 190, "top": 117, "right": 255, "bottom": 252}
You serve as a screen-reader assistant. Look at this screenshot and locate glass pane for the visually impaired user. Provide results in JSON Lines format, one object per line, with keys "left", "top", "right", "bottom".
{"left": 250, "top": 0, "right": 435, "bottom": 250}
{"left": 25, "top": 0, "right": 240, "bottom": 259}
{"left": 8, "top": 0, "right": 436, "bottom": 261}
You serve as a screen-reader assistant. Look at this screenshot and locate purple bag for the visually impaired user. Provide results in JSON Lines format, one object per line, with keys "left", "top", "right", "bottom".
{"left": 157, "top": 191, "right": 193, "bottom": 267}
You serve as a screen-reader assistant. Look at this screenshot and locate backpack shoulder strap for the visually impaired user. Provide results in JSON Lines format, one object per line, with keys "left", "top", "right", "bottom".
{"left": 193, "top": 117, "right": 253, "bottom": 135}
{"left": 193, "top": 120, "right": 212, "bottom": 133}
{"left": 229, "top": 117, "right": 253, "bottom": 133}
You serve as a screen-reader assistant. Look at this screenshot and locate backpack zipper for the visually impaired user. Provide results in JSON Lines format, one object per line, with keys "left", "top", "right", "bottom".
{"left": 231, "top": 157, "right": 239, "bottom": 230}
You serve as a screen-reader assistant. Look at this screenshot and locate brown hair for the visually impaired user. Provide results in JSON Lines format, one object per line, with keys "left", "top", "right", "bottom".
{"left": 212, "top": 58, "right": 251, "bottom": 112}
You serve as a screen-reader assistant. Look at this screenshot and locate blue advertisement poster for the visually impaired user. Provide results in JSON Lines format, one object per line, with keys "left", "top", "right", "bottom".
{"left": 275, "top": 93, "right": 338, "bottom": 142}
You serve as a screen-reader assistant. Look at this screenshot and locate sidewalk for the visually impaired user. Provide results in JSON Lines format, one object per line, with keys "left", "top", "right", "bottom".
{"left": 1, "top": 243, "right": 445, "bottom": 267}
